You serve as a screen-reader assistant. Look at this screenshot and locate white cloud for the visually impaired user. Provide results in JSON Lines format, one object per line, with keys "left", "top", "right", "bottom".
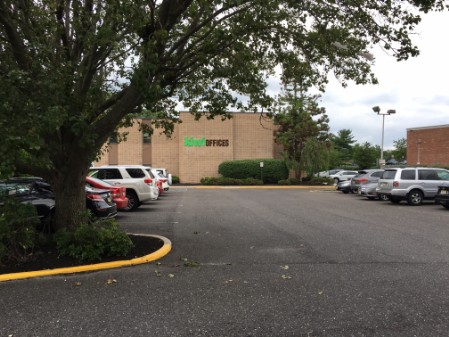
{"left": 320, "top": 10, "right": 449, "bottom": 150}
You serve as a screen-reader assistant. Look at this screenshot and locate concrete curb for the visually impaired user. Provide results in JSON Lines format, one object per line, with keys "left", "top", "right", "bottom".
{"left": 172, "top": 185, "right": 335, "bottom": 189}
{"left": 0, "top": 234, "right": 172, "bottom": 283}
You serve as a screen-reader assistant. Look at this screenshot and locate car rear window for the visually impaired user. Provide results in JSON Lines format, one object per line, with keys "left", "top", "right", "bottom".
{"left": 382, "top": 170, "right": 397, "bottom": 179}
{"left": 401, "top": 170, "right": 416, "bottom": 180}
{"left": 126, "top": 168, "right": 146, "bottom": 178}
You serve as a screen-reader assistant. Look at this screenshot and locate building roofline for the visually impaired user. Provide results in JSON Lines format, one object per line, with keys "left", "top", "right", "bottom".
{"left": 407, "top": 124, "right": 449, "bottom": 132}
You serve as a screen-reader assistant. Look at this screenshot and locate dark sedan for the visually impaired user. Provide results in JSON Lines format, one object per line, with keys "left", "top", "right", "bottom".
{"left": 435, "top": 185, "right": 449, "bottom": 209}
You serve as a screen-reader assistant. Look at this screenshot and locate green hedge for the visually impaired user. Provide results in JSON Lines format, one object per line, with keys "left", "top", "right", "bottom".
{"left": 218, "top": 159, "right": 288, "bottom": 184}
{"left": 200, "top": 177, "right": 263, "bottom": 185}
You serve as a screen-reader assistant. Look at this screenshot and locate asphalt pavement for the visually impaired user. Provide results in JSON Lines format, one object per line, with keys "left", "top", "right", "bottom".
{"left": 2, "top": 186, "right": 449, "bottom": 336}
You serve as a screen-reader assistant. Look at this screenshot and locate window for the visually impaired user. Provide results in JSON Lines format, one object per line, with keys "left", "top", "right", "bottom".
{"left": 143, "top": 132, "right": 151, "bottom": 144}
{"left": 418, "top": 169, "right": 439, "bottom": 180}
{"left": 382, "top": 170, "right": 397, "bottom": 179}
{"left": 372, "top": 171, "right": 384, "bottom": 178}
{"left": 97, "top": 169, "right": 122, "bottom": 180}
{"left": 437, "top": 170, "right": 449, "bottom": 181}
{"left": 126, "top": 168, "right": 146, "bottom": 178}
{"left": 401, "top": 170, "right": 416, "bottom": 180}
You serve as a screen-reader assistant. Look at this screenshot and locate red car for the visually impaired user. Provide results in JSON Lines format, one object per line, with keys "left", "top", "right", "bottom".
{"left": 86, "top": 176, "right": 128, "bottom": 210}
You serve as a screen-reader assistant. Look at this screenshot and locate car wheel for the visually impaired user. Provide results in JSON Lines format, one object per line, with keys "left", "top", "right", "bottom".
{"left": 124, "top": 191, "right": 140, "bottom": 211}
{"left": 389, "top": 197, "right": 401, "bottom": 204}
{"left": 407, "top": 189, "right": 424, "bottom": 206}
{"left": 379, "top": 194, "right": 389, "bottom": 201}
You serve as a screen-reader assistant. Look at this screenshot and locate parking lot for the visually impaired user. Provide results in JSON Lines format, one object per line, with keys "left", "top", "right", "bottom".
{"left": 2, "top": 186, "right": 449, "bottom": 337}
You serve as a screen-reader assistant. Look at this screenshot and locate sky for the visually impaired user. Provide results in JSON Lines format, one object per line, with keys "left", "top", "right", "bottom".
{"left": 311, "top": 10, "right": 449, "bottom": 150}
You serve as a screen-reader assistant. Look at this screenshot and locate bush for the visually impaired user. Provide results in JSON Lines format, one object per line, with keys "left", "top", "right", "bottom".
{"left": 172, "top": 175, "right": 180, "bottom": 184}
{"left": 0, "top": 198, "right": 40, "bottom": 266}
{"left": 200, "top": 177, "right": 263, "bottom": 185}
{"left": 55, "top": 218, "right": 133, "bottom": 262}
{"left": 218, "top": 159, "right": 288, "bottom": 184}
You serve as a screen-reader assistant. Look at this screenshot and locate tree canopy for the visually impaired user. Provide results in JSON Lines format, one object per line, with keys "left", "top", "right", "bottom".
{"left": 0, "top": 0, "right": 446, "bottom": 229}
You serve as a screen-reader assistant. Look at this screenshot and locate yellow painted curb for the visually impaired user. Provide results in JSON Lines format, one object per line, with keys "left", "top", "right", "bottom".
{"left": 0, "top": 234, "right": 172, "bottom": 282}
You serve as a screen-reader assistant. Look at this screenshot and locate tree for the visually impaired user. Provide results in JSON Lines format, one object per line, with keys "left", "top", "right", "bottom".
{"left": 391, "top": 138, "right": 407, "bottom": 162}
{"left": 302, "top": 138, "right": 331, "bottom": 177}
{"left": 1, "top": 1, "right": 445, "bottom": 230}
{"left": 353, "top": 142, "right": 379, "bottom": 169}
{"left": 274, "top": 78, "right": 330, "bottom": 179}
{"left": 331, "top": 129, "right": 356, "bottom": 165}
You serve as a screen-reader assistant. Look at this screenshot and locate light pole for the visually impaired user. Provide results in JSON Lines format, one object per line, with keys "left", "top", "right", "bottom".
{"left": 416, "top": 139, "right": 422, "bottom": 165}
{"left": 372, "top": 106, "right": 396, "bottom": 168}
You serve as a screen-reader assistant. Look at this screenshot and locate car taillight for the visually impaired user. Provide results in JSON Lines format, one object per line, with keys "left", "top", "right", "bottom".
{"left": 144, "top": 178, "right": 153, "bottom": 184}
{"left": 393, "top": 181, "right": 399, "bottom": 188}
{"left": 121, "top": 187, "right": 126, "bottom": 196}
{"left": 358, "top": 178, "right": 368, "bottom": 183}
{"left": 86, "top": 193, "right": 103, "bottom": 200}
{"left": 111, "top": 188, "right": 121, "bottom": 198}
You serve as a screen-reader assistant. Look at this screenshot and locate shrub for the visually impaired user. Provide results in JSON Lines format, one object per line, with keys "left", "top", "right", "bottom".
{"left": 200, "top": 177, "right": 263, "bottom": 185}
{"left": 172, "top": 175, "right": 180, "bottom": 184}
{"left": 55, "top": 218, "right": 133, "bottom": 262}
{"left": 0, "top": 198, "right": 39, "bottom": 265}
{"left": 218, "top": 159, "right": 288, "bottom": 184}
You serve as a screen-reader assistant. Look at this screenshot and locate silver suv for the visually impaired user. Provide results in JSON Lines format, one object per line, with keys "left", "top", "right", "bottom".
{"left": 377, "top": 167, "right": 449, "bottom": 205}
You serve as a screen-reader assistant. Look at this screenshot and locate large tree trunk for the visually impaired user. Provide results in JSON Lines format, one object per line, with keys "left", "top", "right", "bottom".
{"left": 47, "top": 155, "right": 91, "bottom": 232}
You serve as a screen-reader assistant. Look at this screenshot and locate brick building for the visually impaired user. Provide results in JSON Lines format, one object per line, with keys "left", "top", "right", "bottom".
{"left": 95, "top": 112, "right": 279, "bottom": 183}
{"left": 407, "top": 124, "right": 449, "bottom": 167}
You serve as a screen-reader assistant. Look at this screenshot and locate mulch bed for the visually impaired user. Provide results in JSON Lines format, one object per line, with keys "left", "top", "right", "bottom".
{"left": 0, "top": 235, "right": 164, "bottom": 275}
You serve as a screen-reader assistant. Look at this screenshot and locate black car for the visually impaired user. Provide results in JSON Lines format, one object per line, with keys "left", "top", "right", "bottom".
{"left": 1, "top": 177, "right": 117, "bottom": 228}
{"left": 435, "top": 185, "right": 449, "bottom": 209}
{"left": 85, "top": 186, "right": 117, "bottom": 218}
{"left": 0, "top": 177, "right": 55, "bottom": 232}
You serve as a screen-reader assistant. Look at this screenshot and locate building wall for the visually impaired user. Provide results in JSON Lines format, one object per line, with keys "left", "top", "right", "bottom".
{"left": 407, "top": 125, "right": 449, "bottom": 166}
{"left": 95, "top": 112, "right": 278, "bottom": 183}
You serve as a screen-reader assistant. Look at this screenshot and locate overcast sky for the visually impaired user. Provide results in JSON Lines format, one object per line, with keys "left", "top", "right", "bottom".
{"left": 264, "top": 10, "right": 449, "bottom": 151}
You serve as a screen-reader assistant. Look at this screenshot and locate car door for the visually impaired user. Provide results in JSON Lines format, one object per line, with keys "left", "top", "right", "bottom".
{"left": 418, "top": 169, "right": 445, "bottom": 197}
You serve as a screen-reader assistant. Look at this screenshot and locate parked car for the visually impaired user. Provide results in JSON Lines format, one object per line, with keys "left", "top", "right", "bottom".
{"left": 86, "top": 176, "right": 128, "bottom": 210}
{"left": 85, "top": 186, "right": 117, "bottom": 218}
{"left": 316, "top": 169, "right": 343, "bottom": 178}
{"left": 336, "top": 179, "right": 352, "bottom": 194}
{"left": 359, "top": 182, "right": 389, "bottom": 201}
{"left": 156, "top": 172, "right": 170, "bottom": 192}
{"left": 89, "top": 165, "right": 159, "bottom": 211}
{"left": 0, "top": 177, "right": 55, "bottom": 232}
{"left": 376, "top": 167, "right": 449, "bottom": 205}
{"left": 330, "top": 170, "right": 358, "bottom": 184}
{"left": 434, "top": 185, "right": 449, "bottom": 209}
{"left": 145, "top": 167, "right": 166, "bottom": 195}
{"left": 351, "top": 169, "right": 384, "bottom": 193}
{"left": 154, "top": 168, "right": 173, "bottom": 186}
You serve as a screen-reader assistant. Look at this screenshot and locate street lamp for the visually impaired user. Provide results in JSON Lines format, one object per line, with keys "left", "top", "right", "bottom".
{"left": 372, "top": 106, "right": 396, "bottom": 168}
